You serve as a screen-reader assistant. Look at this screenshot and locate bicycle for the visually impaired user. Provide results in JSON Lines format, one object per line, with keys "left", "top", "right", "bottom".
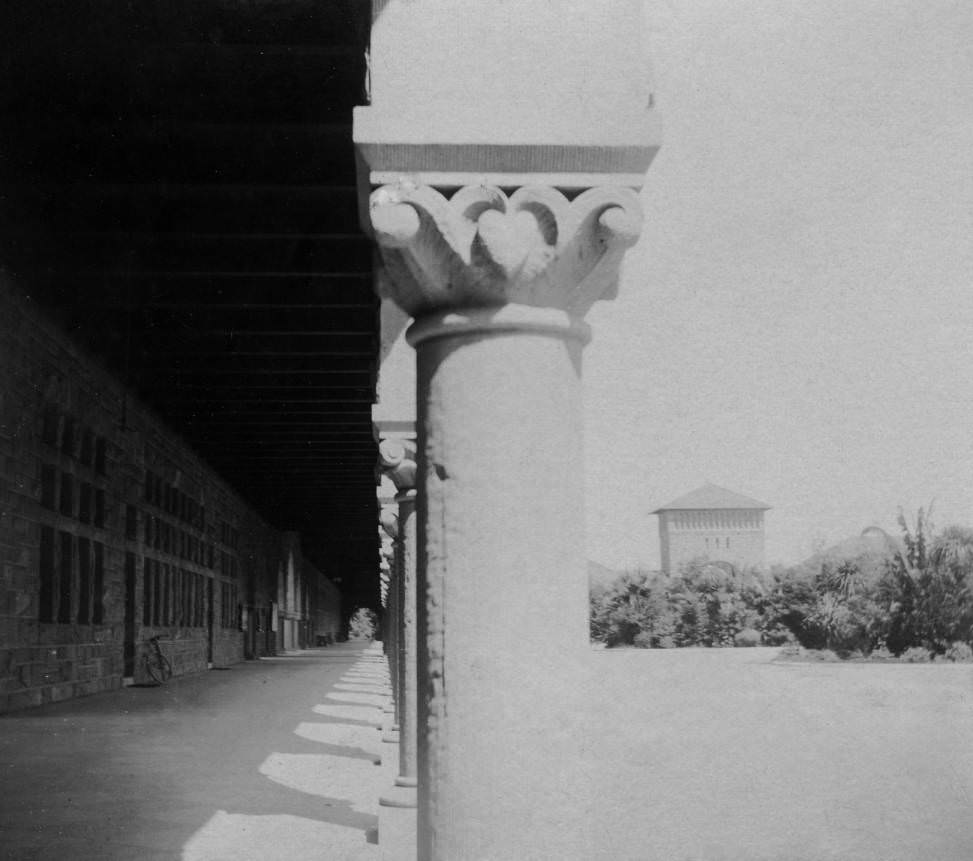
{"left": 143, "top": 635, "right": 173, "bottom": 684}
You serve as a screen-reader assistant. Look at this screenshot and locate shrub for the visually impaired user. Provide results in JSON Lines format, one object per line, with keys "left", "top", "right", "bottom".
{"left": 734, "top": 628, "right": 762, "bottom": 647}
{"left": 588, "top": 523, "right": 973, "bottom": 655}
{"left": 348, "top": 608, "right": 378, "bottom": 639}
{"left": 590, "top": 569, "right": 659, "bottom": 647}
{"left": 900, "top": 646, "right": 933, "bottom": 663}
{"left": 879, "top": 510, "right": 973, "bottom": 654}
{"left": 761, "top": 623, "right": 795, "bottom": 646}
{"left": 944, "top": 641, "right": 973, "bottom": 662}
{"left": 869, "top": 644, "right": 895, "bottom": 662}
{"left": 777, "top": 643, "right": 803, "bottom": 659}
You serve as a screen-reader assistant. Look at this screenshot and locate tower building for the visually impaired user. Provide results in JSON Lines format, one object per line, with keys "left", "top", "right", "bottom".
{"left": 653, "top": 483, "right": 770, "bottom": 575}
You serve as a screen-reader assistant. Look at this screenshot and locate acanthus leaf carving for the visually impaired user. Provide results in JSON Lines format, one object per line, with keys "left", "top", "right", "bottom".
{"left": 369, "top": 183, "right": 642, "bottom": 319}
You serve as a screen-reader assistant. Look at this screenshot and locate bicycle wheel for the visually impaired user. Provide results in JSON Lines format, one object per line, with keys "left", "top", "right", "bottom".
{"left": 159, "top": 653, "right": 173, "bottom": 682}
{"left": 144, "top": 651, "right": 166, "bottom": 685}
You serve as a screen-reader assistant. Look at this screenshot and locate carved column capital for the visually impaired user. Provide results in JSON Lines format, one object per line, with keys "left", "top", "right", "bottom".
{"left": 379, "top": 562, "right": 390, "bottom": 607}
{"left": 369, "top": 184, "right": 642, "bottom": 321}
{"left": 379, "top": 527, "right": 395, "bottom": 559}
{"left": 380, "top": 503, "right": 399, "bottom": 539}
{"left": 379, "top": 437, "right": 418, "bottom": 495}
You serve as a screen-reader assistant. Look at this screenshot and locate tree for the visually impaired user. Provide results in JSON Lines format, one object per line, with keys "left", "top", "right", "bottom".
{"left": 348, "top": 607, "right": 378, "bottom": 639}
{"left": 590, "top": 562, "right": 770, "bottom": 649}
{"left": 880, "top": 509, "right": 973, "bottom": 654}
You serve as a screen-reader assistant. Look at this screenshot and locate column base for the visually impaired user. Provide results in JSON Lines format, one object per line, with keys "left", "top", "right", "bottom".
{"left": 381, "top": 731, "right": 400, "bottom": 782}
{"left": 379, "top": 782, "right": 418, "bottom": 861}
{"left": 381, "top": 776, "right": 418, "bottom": 805}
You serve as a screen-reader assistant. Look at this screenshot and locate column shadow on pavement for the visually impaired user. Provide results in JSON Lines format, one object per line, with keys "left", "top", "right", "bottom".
{"left": 0, "top": 647, "right": 385, "bottom": 860}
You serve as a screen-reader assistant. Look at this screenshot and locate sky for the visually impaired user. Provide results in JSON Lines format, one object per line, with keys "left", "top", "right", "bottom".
{"left": 583, "top": 0, "right": 973, "bottom": 570}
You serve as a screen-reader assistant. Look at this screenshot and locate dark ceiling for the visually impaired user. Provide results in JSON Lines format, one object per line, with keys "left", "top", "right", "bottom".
{"left": 0, "top": 0, "right": 380, "bottom": 606}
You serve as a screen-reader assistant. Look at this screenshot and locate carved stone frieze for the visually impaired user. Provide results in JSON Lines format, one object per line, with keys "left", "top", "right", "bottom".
{"left": 369, "top": 184, "right": 642, "bottom": 319}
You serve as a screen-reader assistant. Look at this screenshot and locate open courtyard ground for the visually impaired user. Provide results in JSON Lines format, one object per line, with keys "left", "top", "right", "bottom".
{"left": 586, "top": 648, "right": 973, "bottom": 861}
{"left": 1, "top": 643, "right": 971, "bottom": 860}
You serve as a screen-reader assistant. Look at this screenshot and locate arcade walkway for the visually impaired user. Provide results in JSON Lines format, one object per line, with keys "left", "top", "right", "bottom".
{"left": 0, "top": 642, "right": 385, "bottom": 861}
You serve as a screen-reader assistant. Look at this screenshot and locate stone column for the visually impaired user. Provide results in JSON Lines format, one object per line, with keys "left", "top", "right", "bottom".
{"left": 379, "top": 505, "right": 400, "bottom": 724}
{"left": 369, "top": 184, "right": 642, "bottom": 860}
{"left": 379, "top": 528, "right": 399, "bottom": 740}
{"left": 378, "top": 438, "right": 419, "bottom": 859}
{"left": 378, "top": 557, "right": 390, "bottom": 664}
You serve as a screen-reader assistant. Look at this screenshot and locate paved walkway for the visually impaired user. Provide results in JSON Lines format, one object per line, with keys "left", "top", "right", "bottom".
{"left": 0, "top": 641, "right": 388, "bottom": 861}
{"left": 4, "top": 643, "right": 973, "bottom": 860}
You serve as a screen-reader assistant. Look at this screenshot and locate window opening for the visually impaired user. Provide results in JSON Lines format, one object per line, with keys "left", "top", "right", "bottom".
{"left": 59, "top": 472, "right": 74, "bottom": 516}
{"left": 41, "top": 465, "right": 57, "bottom": 509}
{"left": 41, "top": 407, "right": 59, "bottom": 446}
{"left": 80, "top": 429, "right": 94, "bottom": 466}
{"left": 143, "top": 559, "right": 153, "bottom": 626}
{"left": 93, "top": 542, "right": 104, "bottom": 624}
{"left": 60, "top": 416, "right": 75, "bottom": 456}
{"left": 94, "top": 437, "right": 107, "bottom": 475}
{"left": 79, "top": 483, "right": 92, "bottom": 524}
{"left": 153, "top": 563, "right": 161, "bottom": 626}
{"left": 39, "top": 526, "right": 55, "bottom": 622}
{"left": 94, "top": 489, "right": 106, "bottom": 528}
{"left": 78, "top": 537, "right": 91, "bottom": 624}
{"left": 125, "top": 505, "right": 137, "bottom": 540}
{"left": 58, "top": 531, "right": 73, "bottom": 623}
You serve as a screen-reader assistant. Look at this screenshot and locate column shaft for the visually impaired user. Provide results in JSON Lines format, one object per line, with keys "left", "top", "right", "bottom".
{"left": 415, "top": 311, "right": 591, "bottom": 860}
{"left": 397, "top": 491, "right": 418, "bottom": 783}
{"left": 386, "top": 557, "right": 400, "bottom": 734}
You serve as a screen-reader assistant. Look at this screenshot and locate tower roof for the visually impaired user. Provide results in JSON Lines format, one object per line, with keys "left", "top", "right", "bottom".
{"left": 652, "top": 483, "right": 770, "bottom": 514}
